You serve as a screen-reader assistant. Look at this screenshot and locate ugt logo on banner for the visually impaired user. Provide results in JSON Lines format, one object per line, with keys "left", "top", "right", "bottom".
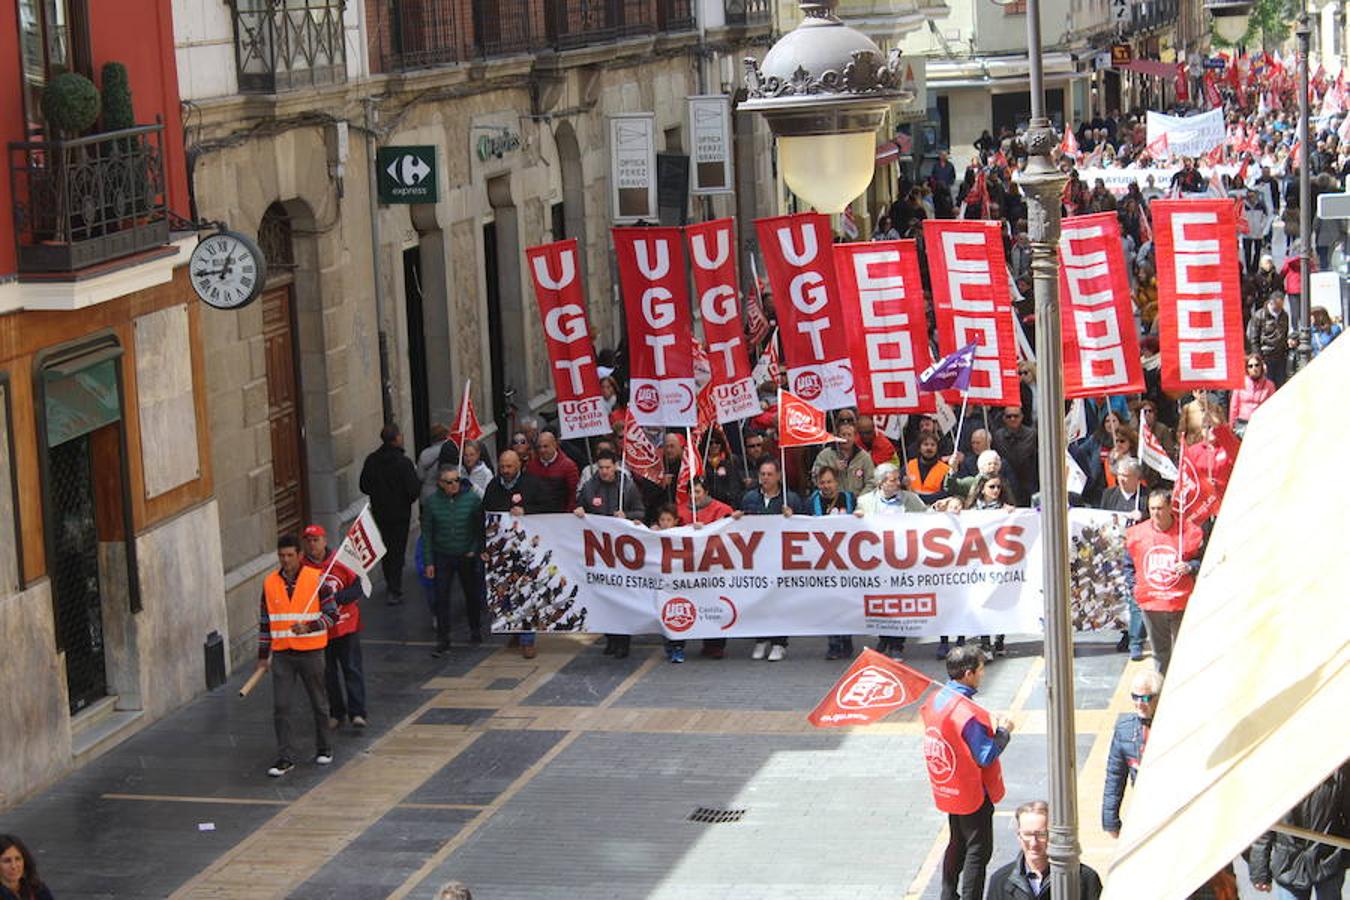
{"left": 614, "top": 227, "right": 697, "bottom": 427}
{"left": 525, "top": 239, "right": 610, "bottom": 439}
{"left": 754, "top": 213, "right": 856, "bottom": 410}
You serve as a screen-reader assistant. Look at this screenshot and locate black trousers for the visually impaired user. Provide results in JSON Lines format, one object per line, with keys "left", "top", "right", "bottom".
{"left": 379, "top": 517, "right": 410, "bottom": 596}
{"left": 271, "top": 649, "right": 331, "bottom": 761}
{"left": 942, "top": 795, "right": 995, "bottom": 900}
{"left": 433, "top": 553, "right": 484, "bottom": 645}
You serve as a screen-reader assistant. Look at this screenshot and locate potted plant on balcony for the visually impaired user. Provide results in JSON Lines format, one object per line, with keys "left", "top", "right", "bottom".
{"left": 39, "top": 72, "right": 101, "bottom": 247}
{"left": 99, "top": 62, "right": 153, "bottom": 227}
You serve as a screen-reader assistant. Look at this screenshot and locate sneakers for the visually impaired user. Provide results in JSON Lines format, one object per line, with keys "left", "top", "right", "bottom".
{"left": 767, "top": 645, "right": 786, "bottom": 662}
{"left": 936, "top": 637, "right": 951, "bottom": 660}
{"left": 522, "top": 644, "right": 538, "bottom": 659}
{"left": 751, "top": 641, "right": 769, "bottom": 660}
{"left": 431, "top": 642, "right": 450, "bottom": 658}
{"left": 669, "top": 648, "right": 685, "bottom": 664}
{"left": 351, "top": 715, "right": 367, "bottom": 728}
{"left": 315, "top": 750, "right": 333, "bottom": 766}
{"left": 267, "top": 758, "right": 294, "bottom": 778}
{"left": 825, "top": 646, "right": 843, "bottom": 661}
{"left": 993, "top": 636, "right": 1007, "bottom": 657}
{"left": 1115, "top": 632, "right": 1130, "bottom": 653}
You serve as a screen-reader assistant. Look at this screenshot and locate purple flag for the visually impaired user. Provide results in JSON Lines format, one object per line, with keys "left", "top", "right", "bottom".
{"left": 918, "top": 342, "right": 977, "bottom": 392}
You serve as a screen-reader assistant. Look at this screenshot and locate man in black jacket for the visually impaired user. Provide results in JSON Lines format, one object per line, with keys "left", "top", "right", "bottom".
{"left": 988, "top": 800, "right": 1103, "bottom": 899}
{"left": 482, "top": 449, "right": 543, "bottom": 658}
{"left": 1249, "top": 762, "right": 1348, "bottom": 898}
{"left": 358, "top": 423, "right": 421, "bottom": 604}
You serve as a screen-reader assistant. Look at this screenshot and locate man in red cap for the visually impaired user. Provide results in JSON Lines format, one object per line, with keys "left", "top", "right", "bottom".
{"left": 302, "top": 524, "right": 368, "bottom": 728}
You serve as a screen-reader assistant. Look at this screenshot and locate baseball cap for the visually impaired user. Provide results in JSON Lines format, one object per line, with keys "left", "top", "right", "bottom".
{"left": 301, "top": 524, "right": 325, "bottom": 539}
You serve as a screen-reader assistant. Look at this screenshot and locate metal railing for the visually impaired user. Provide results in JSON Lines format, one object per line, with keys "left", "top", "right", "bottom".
{"left": 724, "top": 0, "right": 772, "bottom": 26}
{"left": 8, "top": 124, "right": 169, "bottom": 274}
{"left": 547, "top": 0, "right": 658, "bottom": 50}
{"left": 230, "top": 0, "right": 347, "bottom": 93}
{"left": 657, "top": 0, "right": 695, "bottom": 32}
{"left": 473, "top": 0, "right": 536, "bottom": 56}
{"left": 378, "top": 0, "right": 467, "bottom": 70}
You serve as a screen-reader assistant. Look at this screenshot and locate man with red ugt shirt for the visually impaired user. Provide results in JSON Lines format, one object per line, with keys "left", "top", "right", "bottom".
{"left": 1124, "top": 488, "right": 1204, "bottom": 676}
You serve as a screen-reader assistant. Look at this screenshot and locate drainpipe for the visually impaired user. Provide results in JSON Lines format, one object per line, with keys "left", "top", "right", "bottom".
{"left": 364, "top": 96, "right": 395, "bottom": 423}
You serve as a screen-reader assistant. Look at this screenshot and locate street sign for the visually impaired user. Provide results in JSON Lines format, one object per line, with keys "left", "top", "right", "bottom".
{"left": 1317, "top": 191, "right": 1350, "bottom": 219}
{"left": 1111, "top": 44, "right": 1132, "bottom": 66}
{"left": 376, "top": 145, "right": 438, "bottom": 204}
{"left": 1203, "top": 57, "right": 1227, "bottom": 70}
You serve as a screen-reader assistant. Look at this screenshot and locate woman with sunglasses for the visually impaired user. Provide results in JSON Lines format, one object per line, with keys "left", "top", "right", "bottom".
{"left": 1228, "top": 354, "right": 1277, "bottom": 437}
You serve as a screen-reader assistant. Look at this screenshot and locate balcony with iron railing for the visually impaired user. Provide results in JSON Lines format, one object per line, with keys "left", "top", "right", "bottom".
{"left": 229, "top": 0, "right": 347, "bottom": 93}
{"left": 723, "top": 0, "right": 772, "bottom": 26}
{"left": 8, "top": 123, "right": 169, "bottom": 275}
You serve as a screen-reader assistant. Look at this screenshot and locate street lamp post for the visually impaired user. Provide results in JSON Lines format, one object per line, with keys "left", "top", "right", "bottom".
{"left": 1297, "top": 14, "right": 1314, "bottom": 370}
{"left": 744, "top": 3, "right": 1082, "bottom": 898}
{"left": 1016, "top": 0, "right": 1080, "bottom": 896}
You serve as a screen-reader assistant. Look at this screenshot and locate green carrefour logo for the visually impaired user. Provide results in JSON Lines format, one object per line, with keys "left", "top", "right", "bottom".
{"left": 376, "top": 146, "right": 438, "bottom": 204}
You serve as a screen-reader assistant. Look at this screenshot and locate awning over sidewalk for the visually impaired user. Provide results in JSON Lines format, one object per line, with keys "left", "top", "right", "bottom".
{"left": 1102, "top": 338, "right": 1350, "bottom": 897}
{"left": 1118, "top": 59, "right": 1177, "bottom": 79}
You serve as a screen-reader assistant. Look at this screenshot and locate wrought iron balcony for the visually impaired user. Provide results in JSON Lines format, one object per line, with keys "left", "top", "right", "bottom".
{"left": 8, "top": 124, "right": 169, "bottom": 274}
{"left": 658, "top": 0, "right": 696, "bottom": 32}
{"left": 375, "top": 0, "right": 467, "bottom": 70}
{"left": 724, "top": 0, "right": 772, "bottom": 26}
{"left": 230, "top": 0, "right": 347, "bottom": 93}
{"left": 473, "top": 0, "right": 537, "bottom": 56}
{"left": 547, "top": 0, "right": 657, "bottom": 50}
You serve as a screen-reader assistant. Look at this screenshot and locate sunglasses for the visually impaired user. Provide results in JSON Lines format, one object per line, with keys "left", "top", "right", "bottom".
{"left": 1130, "top": 692, "right": 1156, "bottom": 703}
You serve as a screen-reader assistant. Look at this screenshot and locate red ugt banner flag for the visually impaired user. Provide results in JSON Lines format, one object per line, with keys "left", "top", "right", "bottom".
{"left": 614, "top": 227, "right": 697, "bottom": 427}
{"left": 754, "top": 213, "right": 856, "bottom": 410}
{"left": 833, "top": 239, "right": 935, "bottom": 415}
{"left": 1152, "top": 200, "right": 1245, "bottom": 391}
{"left": 448, "top": 380, "right": 484, "bottom": 446}
{"left": 525, "top": 239, "right": 610, "bottom": 440}
{"left": 922, "top": 220, "right": 1020, "bottom": 406}
{"left": 686, "top": 218, "right": 759, "bottom": 424}
{"left": 1058, "top": 213, "right": 1144, "bottom": 398}
{"left": 808, "top": 648, "right": 934, "bottom": 727}
{"left": 777, "top": 390, "right": 835, "bottom": 448}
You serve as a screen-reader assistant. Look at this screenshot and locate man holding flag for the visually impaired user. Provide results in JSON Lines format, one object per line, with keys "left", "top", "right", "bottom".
{"left": 255, "top": 533, "right": 340, "bottom": 778}
{"left": 302, "top": 525, "right": 368, "bottom": 731}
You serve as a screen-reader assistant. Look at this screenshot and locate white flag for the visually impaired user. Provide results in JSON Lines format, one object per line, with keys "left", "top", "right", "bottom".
{"left": 334, "top": 505, "right": 387, "bottom": 596}
{"left": 934, "top": 394, "right": 958, "bottom": 435}
{"left": 1138, "top": 425, "right": 1179, "bottom": 481}
{"left": 1066, "top": 451, "right": 1088, "bottom": 496}
{"left": 1065, "top": 399, "right": 1088, "bottom": 444}
{"left": 873, "top": 414, "right": 906, "bottom": 441}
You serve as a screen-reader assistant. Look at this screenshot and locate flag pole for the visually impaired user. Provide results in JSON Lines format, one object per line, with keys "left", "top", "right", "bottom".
{"left": 950, "top": 391, "right": 971, "bottom": 469}
{"left": 778, "top": 388, "right": 787, "bottom": 497}
{"left": 459, "top": 378, "right": 472, "bottom": 442}
{"left": 687, "top": 426, "right": 698, "bottom": 520}
{"left": 618, "top": 463, "right": 626, "bottom": 518}
{"left": 1175, "top": 430, "right": 1187, "bottom": 555}
{"left": 738, "top": 418, "right": 752, "bottom": 484}
{"left": 301, "top": 502, "right": 370, "bottom": 617}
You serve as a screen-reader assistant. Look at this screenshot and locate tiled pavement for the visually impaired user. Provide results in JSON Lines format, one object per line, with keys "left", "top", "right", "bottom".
{"left": 1, "top": 579, "right": 1251, "bottom": 900}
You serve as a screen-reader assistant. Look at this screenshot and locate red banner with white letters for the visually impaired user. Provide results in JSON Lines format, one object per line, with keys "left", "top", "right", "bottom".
{"left": 685, "top": 218, "right": 758, "bottom": 423}
{"left": 833, "top": 240, "right": 935, "bottom": 415}
{"left": 921, "top": 220, "right": 1020, "bottom": 406}
{"left": 525, "top": 239, "right": 610, "bottom": 439}
{"left": 613, "top": 227, "right": 697, "bottom": 427}
{"left": 1057, "top": 213, "right": 1145, "bottom": 398}
{"left": 1152, "top": 199, "right": 1245, "bottom": 391}
{"left": 754, "top": 213, "right": 855, "bottom": 410}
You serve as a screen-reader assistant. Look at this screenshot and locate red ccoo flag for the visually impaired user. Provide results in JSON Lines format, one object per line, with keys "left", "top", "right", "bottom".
{"left": 448, "top": 380, "right": 484, "bottom": 446}
{"left": 808, "top": 648, "right": 934, "bottom": 727}
{"left": 777, "top": 390, "right": 835, "bottom": 447}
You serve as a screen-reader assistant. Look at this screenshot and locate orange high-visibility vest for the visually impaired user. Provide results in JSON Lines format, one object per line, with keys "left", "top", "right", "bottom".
{"left": 908, "top": 458, "right": 950, "bottom": 494}
{"left": 263, "top": 566, "right": 328, "bottom": 652}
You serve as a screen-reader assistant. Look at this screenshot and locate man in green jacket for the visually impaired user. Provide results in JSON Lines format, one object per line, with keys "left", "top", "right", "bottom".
{"left": 422, "top": 467, "right": 485, "bottom": 657}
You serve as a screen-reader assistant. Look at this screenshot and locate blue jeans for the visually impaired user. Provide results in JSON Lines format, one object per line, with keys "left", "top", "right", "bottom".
{"left": 1126, "top": 592, "right": 1147, "bottom": 654}
{"left": 432, "top": 553, "right": 484, "bottom": 645}
{"left": 324, "top": 632, "right": 366, "bottom": 720}
{"left": 1275, "top": 871, "right": 1345, "bottom": 900}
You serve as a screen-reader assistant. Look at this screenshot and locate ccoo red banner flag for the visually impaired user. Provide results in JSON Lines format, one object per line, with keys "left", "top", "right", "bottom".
{"left": 614, "top": 227, "right": 697, "bottom": 427}
{"left": 1057, "top": 213, "right": 1145, "bottom": 398}
{"left": 685, "top": 218, "right": 759, "bottom": 423}
{"left": 922, "top": 220, "right": 1020, "bottom": 406}
{"left": 754, "top": 213, "right": 855, "bottom": 410}
{"left": 807, "top": 648, "right": 934, "bottom": 727}
{"left": 833, "top": 240, "right": 935, "bottom": 415}
{"left": 1152, "top": 199, "right": 1245, "bottom": 391}
{"left": 525, "top": 239, "right": 610, "bottom": 440}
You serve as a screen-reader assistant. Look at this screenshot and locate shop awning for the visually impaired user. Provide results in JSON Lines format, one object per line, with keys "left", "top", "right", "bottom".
{"left": 1101, "top": 336, "right": 1350, "bottom": 897}
{"left": 1118, "top": 59, "right": 1177, "bottom": 78}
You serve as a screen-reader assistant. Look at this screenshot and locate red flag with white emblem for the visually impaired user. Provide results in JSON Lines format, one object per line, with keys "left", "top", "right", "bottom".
{"left": 777, "top": 390, "right": 835, "bottom": 448}
{"left": 808, "top": 648, "right": 934, "bottom": 727}
{"left": 448, "top": 380, "right": 483, "bottom": 446}
{"left": 621, "top": 410, "right": 666, "bottom": 484}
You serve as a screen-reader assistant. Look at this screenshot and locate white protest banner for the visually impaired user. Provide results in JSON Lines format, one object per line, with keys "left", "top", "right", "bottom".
{"left": 1145, "top": 109, "right": 1225, "bottom": 159}
{"left": 484, "top": 509, "right": 1135, "bottom": 638}
{"left": 334, "top": 506, "right": 387, "bottom": 595}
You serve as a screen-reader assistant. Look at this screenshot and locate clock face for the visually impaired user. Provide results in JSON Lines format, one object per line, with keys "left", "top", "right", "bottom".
{"left": 190, "top": 231, "right": 267, "bottom": 310}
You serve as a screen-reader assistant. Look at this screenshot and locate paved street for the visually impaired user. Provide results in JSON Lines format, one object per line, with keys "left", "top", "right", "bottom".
{"left": 0, "top": 571, "right": 1225, "bottom": 900}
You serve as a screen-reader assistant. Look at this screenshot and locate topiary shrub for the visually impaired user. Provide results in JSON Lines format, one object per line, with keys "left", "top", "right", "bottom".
{"left": 41, "top": 72, "right": 101, "bottom": 138}
{"left": 101, "top": 62, "right": 134, "bottom": 132}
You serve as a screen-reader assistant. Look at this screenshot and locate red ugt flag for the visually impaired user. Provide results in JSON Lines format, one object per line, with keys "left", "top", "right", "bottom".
{"left": 448, "top": 380, "right": 483, "bottom": 446}
{"left": 808, "top": 648, "right": 934, "bottom": 727}
{"left": 777, "top": 390, "right": 835, "bottom": 448}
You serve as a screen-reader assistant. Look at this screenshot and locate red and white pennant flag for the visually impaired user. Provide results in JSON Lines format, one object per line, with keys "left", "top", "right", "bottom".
{"left": 808, "top": 648, "right": 934, "bottom": 727}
